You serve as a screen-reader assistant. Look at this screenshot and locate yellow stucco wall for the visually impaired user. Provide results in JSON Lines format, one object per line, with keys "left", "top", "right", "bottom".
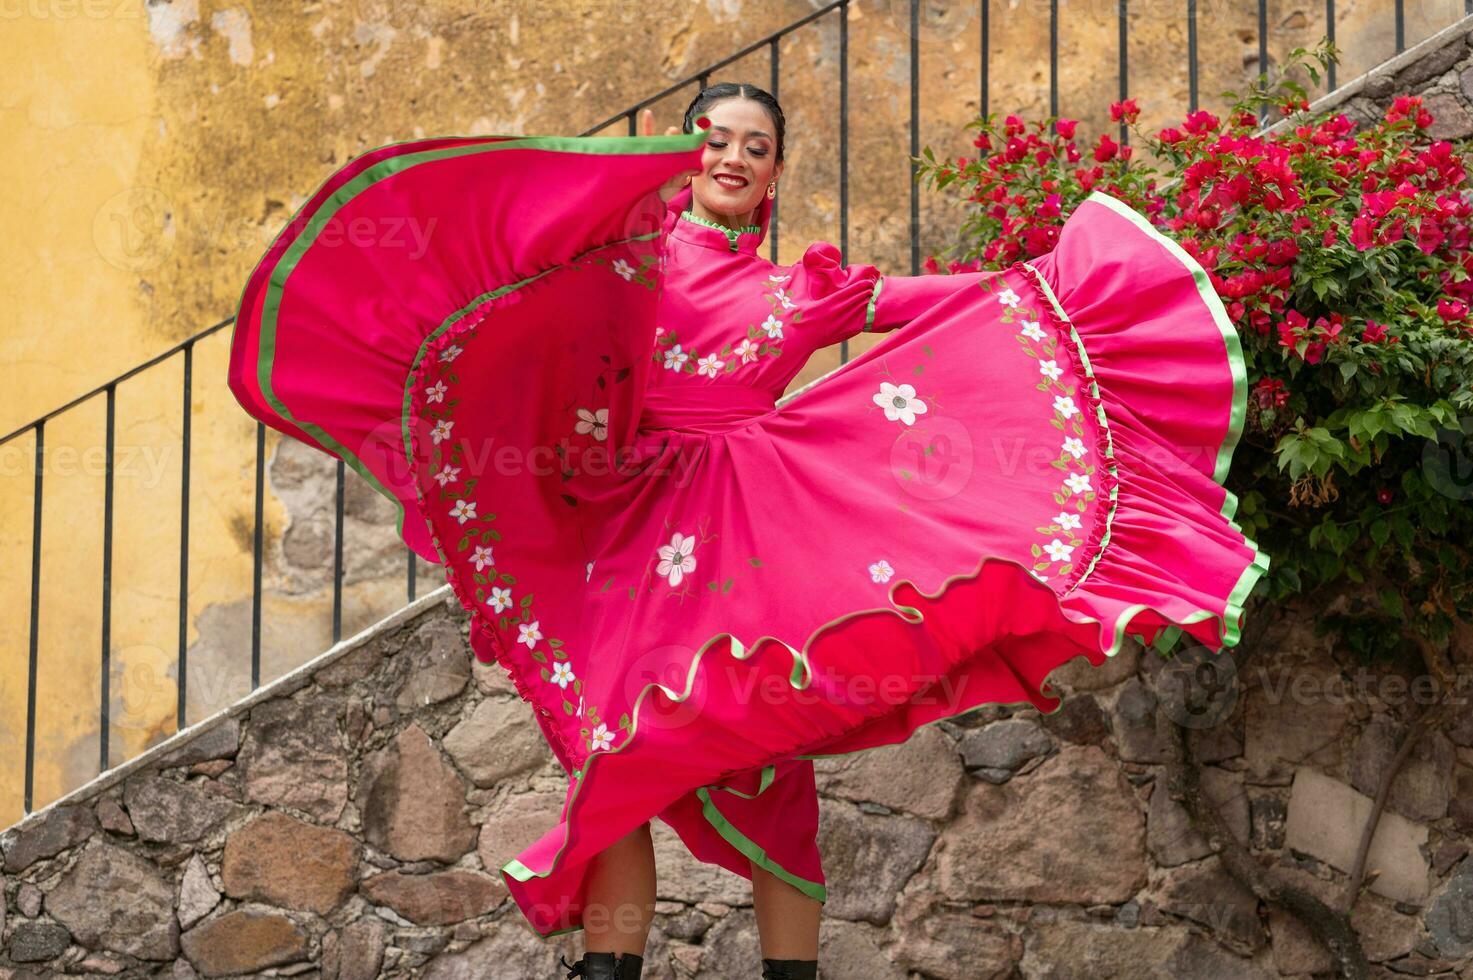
{"left": 1, "top": 0, "right": 1461, "bottom": 825}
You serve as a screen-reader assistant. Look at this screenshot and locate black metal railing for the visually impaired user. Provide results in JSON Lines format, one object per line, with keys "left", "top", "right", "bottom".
{"left": 6, "top": 0, "right": 1468, "bottom": 820}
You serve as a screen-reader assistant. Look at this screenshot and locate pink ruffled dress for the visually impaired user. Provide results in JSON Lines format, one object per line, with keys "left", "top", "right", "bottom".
{"left": 227, "top": 124, "right": 1269, "bottom": 937}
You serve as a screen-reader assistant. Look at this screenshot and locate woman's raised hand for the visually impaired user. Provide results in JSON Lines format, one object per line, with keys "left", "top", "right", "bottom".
{"left": 641, "top": 108, "right": 699, "bottom": 204}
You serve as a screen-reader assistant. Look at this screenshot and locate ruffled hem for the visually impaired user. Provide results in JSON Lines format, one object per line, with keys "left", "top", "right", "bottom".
{"left": 500, "top": 544, "right": 1267, "bottom": 935}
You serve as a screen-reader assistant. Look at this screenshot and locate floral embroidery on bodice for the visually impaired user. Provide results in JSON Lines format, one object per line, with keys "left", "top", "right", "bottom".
{"left": 650, "top": 211, "right": 824, "bottom": 396}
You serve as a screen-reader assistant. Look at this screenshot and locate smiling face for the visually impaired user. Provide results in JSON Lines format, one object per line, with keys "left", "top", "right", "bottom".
{"left": 688, "top": 97, "right": 784, "bottom": 230}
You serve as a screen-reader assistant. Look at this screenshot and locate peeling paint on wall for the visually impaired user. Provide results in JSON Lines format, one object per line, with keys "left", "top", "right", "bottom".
{"left": 209, "top": 8, "right": 253, "bottom": 67}
{"left": 148, "top": 0, "right": 201, "bottom": 59}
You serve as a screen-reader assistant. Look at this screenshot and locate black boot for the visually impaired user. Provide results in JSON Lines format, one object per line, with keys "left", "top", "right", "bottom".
{"left": 559, "top": 951, "right": 644, "bottom": 979}
{"left": 761, "top": 959, "right": 818, "bottom": 979}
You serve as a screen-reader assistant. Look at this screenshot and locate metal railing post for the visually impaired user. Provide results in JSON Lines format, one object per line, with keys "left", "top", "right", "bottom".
{"left": 100, "top": 385, "right": 115, "bottom": 773}
{"left": 25, "top": 423, "right": 44, "bottom": 816}
{"left": 179, "top": 343, "right": 192, "bottom": 731}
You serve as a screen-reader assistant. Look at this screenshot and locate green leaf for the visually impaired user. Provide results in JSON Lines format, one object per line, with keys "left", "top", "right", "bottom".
{"left": 1392, "top": 517, "right": 1414, "bottom": 550}
{"left": 1369, "top": 520, "right": 1390, "bottom": 549}
{"left": 1378, "top": 588, "right": 1403, "bottom": 618}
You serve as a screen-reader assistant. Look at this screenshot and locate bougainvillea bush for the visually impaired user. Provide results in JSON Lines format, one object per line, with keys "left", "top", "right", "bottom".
{"left": 915, "top": 45, "right": 1473, "bottom": 655}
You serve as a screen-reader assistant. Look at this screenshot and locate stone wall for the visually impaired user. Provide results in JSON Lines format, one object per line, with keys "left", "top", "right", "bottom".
{"left": 1, "top": 583, "right": 1470, "bottom": 978}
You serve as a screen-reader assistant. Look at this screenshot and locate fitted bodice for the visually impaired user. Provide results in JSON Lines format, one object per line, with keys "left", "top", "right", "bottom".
{"left": 642, "top": 211, "right": 822, "bottom": 409}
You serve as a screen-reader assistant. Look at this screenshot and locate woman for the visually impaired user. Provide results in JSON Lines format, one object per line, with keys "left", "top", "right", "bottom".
{"left": 227, "top": 82, "right": 1268, "bottom": 979}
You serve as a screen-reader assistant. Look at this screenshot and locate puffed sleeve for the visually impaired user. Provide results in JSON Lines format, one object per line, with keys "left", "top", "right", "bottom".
{"left": 792, "top": 240, "right": 990, "bottom": 345}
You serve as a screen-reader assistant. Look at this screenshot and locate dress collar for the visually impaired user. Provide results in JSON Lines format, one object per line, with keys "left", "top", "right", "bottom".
{"left": 671, "top": 209, "right": 764, "bottom": 254}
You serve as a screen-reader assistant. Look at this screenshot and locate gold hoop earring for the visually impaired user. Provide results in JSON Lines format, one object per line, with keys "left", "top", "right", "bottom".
{"left": 766, "top": 182, "right": 776, "bottom": 199}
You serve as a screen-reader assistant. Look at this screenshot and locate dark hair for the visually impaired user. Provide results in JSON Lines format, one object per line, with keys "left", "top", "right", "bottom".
{"left": 681, "top": 82, "right": 786, "bottom": 163}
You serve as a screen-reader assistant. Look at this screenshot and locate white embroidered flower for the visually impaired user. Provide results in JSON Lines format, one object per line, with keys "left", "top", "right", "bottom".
{"left": 1052, "top": 394, "right": 1079, "bottom": 418}
{"left": 589, "top": 723, "right": 614, "bottom": 751}
{"left": 760, "top": 313, "right": 784, "bottom": 339}
{"left": 518, "top": 620, "right": 543, "bottom": 649}
{"left": 441, "top": 343, "right": 463, "bottom": 362}
{"left": 1029, "top": 569, "right": 1050, "bottom": 583}
{"left": 1038, "top": 358, "right": 1063, "bottom": 381}
{"left": 576, "top": 694, "right": 584, "bottom": 717}
{"left": 430, "top": 419, "right": 454, "bottom": 444}
{"left": 1052, "top": 511, "right": 1083, "bottom": 531}
{"left": 575, "top": 406, "right": 609, "bottom": 441}
{"left": 767, "top": 273, "right": 790, "bottom": 284}
{"left": 1062, "top": 436, "right": 1088, "bottom": 459}
{"left": 449, "top": 499, "right": 477, "bottom": 524}
{"left": 551, "top": 662, "right": 576, "bottom": 688}
{"left": 1064, "top": 472, "right": 1094, "bottom": 495}
{"left": 470, "top": 545, "right": 495, "bottom": 570}
{"left": 488, "top": 586, "right": 513, "bottom": 613}
{"left": 869, "top": 559, "right": 895, "bottom": 583}
{"left": 773, "top": 287, "right": 795, "bottom": 309}
{"left": 997, "top": 287, "right": 1021, "bottom": 308}
{"left": 425, "top": 380, "right": 449, "bottom": 403}
{"left": 612, "top": 258, "right": 636, "bottom": 281}
{"left": 656, "top": 531, "right": 697, "bottom": 587}
{"left": 1019, "top": 319, "right": 1046, "bottom": 341}
{"left": 663, "top": 344, "right": 690, "bottom": 371}
{"left": 586, "top": 561, "right": 594, "bottom": 582}
{"left": 1043, "top": 539, "right": 1075, "bottom": 562}
{"left": 433, "top": 463, "right": 461, "bottom": 487}
{"left": 697, "top": 353, "right": 725, "bottom": 378}
{"left": 734, "top": 338, "right": 760, "bottom": 363}
{"left": 872, "top": 381, "right": 928, "bottom": 426}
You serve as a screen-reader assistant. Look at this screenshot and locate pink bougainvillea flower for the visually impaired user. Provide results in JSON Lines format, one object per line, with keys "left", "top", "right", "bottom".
{"left": 1183, "top": 109, "right": 1220, "bottom": 134}
{"left": 1265, "top": 240, "right": 1299, "bottom": 266}
{"left": 1313, "top": 313, "right": 1345, "bottom": 343}
{"left": 1252, "top": 377, "right": 1290, "bottom": 409}
{"left": 1350, "top": 214, "right": 1378, "bottom": 250}
{"left": 1110, "top": 98, "right": 1140, "bottom": 124}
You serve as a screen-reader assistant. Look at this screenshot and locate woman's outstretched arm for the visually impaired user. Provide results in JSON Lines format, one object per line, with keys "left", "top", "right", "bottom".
{"left": 859, "top": 268, "right": 991, "bottom": 334}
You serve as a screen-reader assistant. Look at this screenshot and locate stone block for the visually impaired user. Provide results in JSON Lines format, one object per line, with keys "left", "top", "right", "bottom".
{"left": 1284, "top": 767, "right": 1428, "bottom": 903}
